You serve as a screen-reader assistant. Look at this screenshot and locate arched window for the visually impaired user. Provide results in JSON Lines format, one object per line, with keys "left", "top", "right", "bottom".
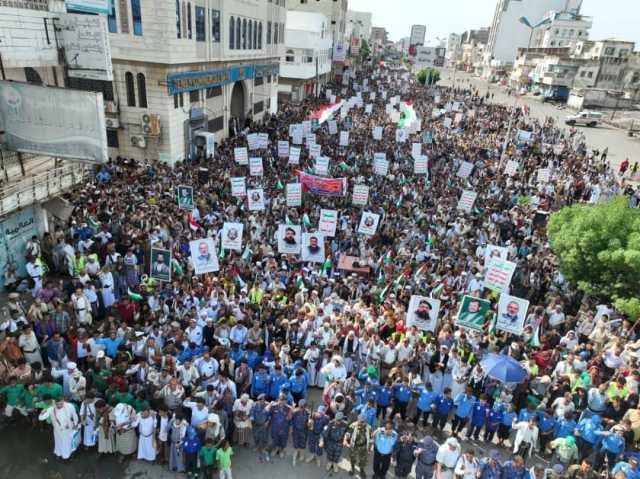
{"left": 229, "top": 16, "right": 234, "bottom": 49}
{"left": 258, "top": 22, "right": 262, "bottom": 49}
{"left": 236, "top": 17, "right": 241, "bottom": 50}
{"left": 125, "top": 72, "right": 136, "bottom": 107}
{"left": 187, "top": 2, "right": 192, "bottom": 39}
{"left": 248, "top": 21, "right": 252, "bottom": 50}
{"left": 137, "top": 73, "right": 147, "bottom": 108}
{"left": 242, "top": 19, "right": 247, "bottom": 49}
{"left": 176, "top": 0, "right": 181, "bottom": 38}
{"left": 273, "top": 22, "right": 278, "bottom": 44}
{"left": 253, "top": 20, "right": 257, "bottom": 49}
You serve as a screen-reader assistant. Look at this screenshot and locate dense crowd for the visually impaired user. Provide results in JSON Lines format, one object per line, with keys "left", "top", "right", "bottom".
{"left": 1, "top": 63, "right": 640, "bottom": 479}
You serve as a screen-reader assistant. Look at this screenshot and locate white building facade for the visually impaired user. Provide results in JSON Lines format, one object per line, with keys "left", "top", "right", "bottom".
{"left": 346, "top": 10, "right": 372, "bottom": 43}
{"left": 538, "top": 11, "right": 592, "bottom": 49}
{"left": 279, "top": 10, "right": 332, "bottom": 102}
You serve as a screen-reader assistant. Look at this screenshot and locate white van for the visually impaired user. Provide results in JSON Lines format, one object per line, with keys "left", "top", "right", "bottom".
{"left": 565, "top": 111, "right": 603, "bottom": 127}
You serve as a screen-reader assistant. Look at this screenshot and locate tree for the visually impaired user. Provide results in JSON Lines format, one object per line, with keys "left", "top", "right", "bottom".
{"left": 416, "top": 67, "right": 441, "bottom": 86}
{"left": 359, "top": 39, "right": 370, "bottom": 61}
{"left": 548, "top": 196, "right": 640, "bottom": 320}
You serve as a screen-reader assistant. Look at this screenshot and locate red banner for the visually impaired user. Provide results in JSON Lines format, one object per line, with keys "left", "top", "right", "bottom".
{"left": 295, "top": 171, "right": 348, "bottom": 197}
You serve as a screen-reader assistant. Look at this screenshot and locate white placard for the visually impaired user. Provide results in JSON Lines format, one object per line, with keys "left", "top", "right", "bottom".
{"left": 406, "top": 296, "right": 441, "bottom": 332}
{"left": 247, "top": 133, "right": 259, "bottom": 150}
{"left": 412, "top": 143, "right": 422, "bottom": 159}
{"left": 230, "top": 177, "right": 246, "bottom": 197}
{"left": 484, "top": 258, "right": 517, "bottom": 293}
{"left": 496, "top": 294, "right": 529, "bottom": 335}
{"left": 221, "top": 222, "right": 244, "bottom": 251}
{"left": 457, "top": 161, "right": 474, "bottom": 178}
{"left": 190, "top": 238, "right": 220, "bottom": 274}
{"left": 396, "top": 129, "right": 408, "bottom": 143}
{"left": 277, "top": 224, "right": 302, "bottom": 254}
{"left": 537, "top": 168, "right": 550, "bottom": 183}
{"left": 249, "top": 157, "right": 263, "bottom": 176}
{"left": 328, "top": 120, "right": 338, "bottom": 135}
{"left": 340, "top": 131, "right": 349, "bottom": 146}
{"left": 302, "top": 120, "right": 311, "bottom": 135}
{"left": 357, "top": 211, "right": 380, "bottom": 235}
{"left": 457, "top": 190, "right": 478, "bottom": 212}
{"left": 247, "top": 188, "right": 265, "bottom": 211}
{"left": 278, "top": 140, "right": 290, "bottom": 158}
{"left": 319, "top": 209, "right": 338, "bottom": 237}
{"left": 504, "top": 160, "right": 519, "bottom": 176}
{"left": 234, "top": 147, "right": 248, "bottom": 165}
{"left": 309, "top": 143, "right": 322, "bottom": 159}
{"left": 373, "top": 154, "right": 389, "bottom": 176}
{"left": 373, "top": 126, "right": 383, "bottom": 141}
{"left": 301, "top": 232, "right": 325, "bottom": 263}
{"left": 352, "top": 184, "right": 369, "bottom": 206}
{"left": 414, "top": 155, "right": 428, "bottom": 175}
{"left": 257, "top": 133, "right": 269, "bottom": 149}
{"left": 315, "top": 156, "right": 330, "bottom": 176}
{"left": 286, "top": 183, "right": 302, "bottom": 207}
{"left": 365, "top": 104, "right": 373, "bottom": 114}
{"left": 289, "top": 147, "right": 301, "bottom": 165}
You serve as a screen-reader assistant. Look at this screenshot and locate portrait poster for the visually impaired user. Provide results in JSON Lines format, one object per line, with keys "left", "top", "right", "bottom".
{"left": 277, "top": 224, "right": 301, "bottom": 254}
{"left": 373, "top": 126, "right": 383, "bottom": 141}
{"left": 352, "top": 184, "right": 369, "bottom": 206}
{"left": 249, "top": 157, "right": 263, "bottom": 176}
{"left": 176, "top": 185, "right": 194, "bottom": 210}
{"left": 414, "top": 155, "right": 428, "bottom": 175}
{"left": 230, "top": 177, "right": 246, "bottom": 197}
{"left": 357, "top": 211, "right": 380, "bottom": 235}
{"left": 150, "top": 248, "right": 172, "bottom": 282}
{"left": 289, "top": 147, "right": 301, "bottom": 165}
{"left": 315, "top": 156, "right": 330, "bottom": 176}
{"left": 319, "top": 209, "right": 338, "bottom": 237}
{"left": 484, "top": 258, "right": 517, "bottom": 294}
{"left": 234, "top": 147, "right": 248, "bottom": 165}
{"left": 457, "top": 161, "right": 474, "bottom": 178}
{"left": 278, "top": 140, "right": 290, "bottom": 158}
{"left": 496, "top": 294, "right": 529, "bottom": 336}
{"left": 247, "top": 188, "right": 265, "bottom": 211}
{"left": 457, "top": 190, "right": 478, "bottom": 212}
{"left": 406, "top": 295, "right": 441, "bottom": 332}
{"left": 221, "top": 222, "right": 243, "bottom": 251}
{"left": 286, "top": 183, "right": 302, "bottom": 207}
{"left": 301, "top": 232, "right": 326, "bottom": 263}
{"left": 484, "top": 245, "right": 509, "bottom": 265}
{"left": 340, "top": 131, "right": 349, "bottom": 147}
{"left": 423, "top": 131, "right": 433, "bottom": 144}
{"left": 455, "top": 295, "right": 492, "bottom": 332}
{"left": 189, "top": 238, "right": 220, "bottom": 275}
{"left": 395, "top": 129, "right": 408, "bottom": 143}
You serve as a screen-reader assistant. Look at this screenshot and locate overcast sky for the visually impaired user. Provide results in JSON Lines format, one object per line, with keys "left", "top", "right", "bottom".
{"left": 348, "top": 0, "right": 640, "bottom": 46}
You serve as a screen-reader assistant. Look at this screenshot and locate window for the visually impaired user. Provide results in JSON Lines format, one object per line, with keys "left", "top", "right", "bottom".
{"left": 176, "top": 0, "right": 181, "bottom": 38}
{"left": 190, "top": 90, "right": 199, "bottom": 103}
{"left": 24, "top": 67, "right": 43, "bottom": 85}
{"left": 236, "top": 17, "right": 241, "bottom": 49}
{"left": 137, "top": 73, "right": 147, "bottom": 108}
{"left": 229, "top": 16, "right": 235, "bottom": 49}
{"left": 253, "top": 20, "right": 257, "bottom": 48}
{"left": 255, "top": 76, "right": 264, "bottom": 86}
{"left": 67, "top": 78, "right": 115, "bottom": 101}
{"left": 604, "top": 47, "right": 615, "bottom": 55}
{"left": 580, "top": 71, "right": 586, "bottom": 77}
{"left": 242, "top": 19, "right": 247, "bottom": 49}
{"left": 273, "top": 22, "right": 278, "bottom": 44}
{"left": 587, "top": 71, "right": 593, "bottom": 78}
{"left": 131, "top": 0, "right": 142, "bottom": 36}
{"left": 187, "top": 2, "right": 192, "bottom": 39}
{"left": 125, "top": 72, "right": 136, "bottom": 107}
{"left": 108, "top": 1, "right": 117, "bottom": 33}
{"left": 195, "top": 6, "right": 205, "bottom": 41}
{"left": 258, "top": 22, "right": 263, "bottom": 48}
{"left": 211, "top": 10, "right": 220, "bottom": 42}
{"left": 206, "top": 86, "right": 222, "bottom": 98}
{"left": 280, "top": 23, "right": 284, "bottom": 43}
{"left": 254, "top": 101, "right": 264, "bottom": 114}
{"left": 285, "top": 49, "right": 295, "bottom": 62}
{"left": 174, "top": 93, "right": 184, "bottom": 108}
{"left": 267, "top": 21, "right": 271, "bottom": 44}
{"left": 248, "top": 21, "right": 252, "bottom": 49}
{"left": 106, "top": 129, "right": 119, "bottom": 147}
{"left": 182, "top": 2, "right": 187, "bottom": 38}
{"left": 207, "top": 116, "right": 224, "bottom": 132}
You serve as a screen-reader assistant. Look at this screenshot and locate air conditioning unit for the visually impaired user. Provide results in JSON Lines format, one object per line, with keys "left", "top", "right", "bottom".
{"left": 131, "top": 135, "right": 147, "bottom": 148}
{"left": 140, "top": 113, "right": 161, "bottom": 137}
{"left": 105, "top": 118, "right": 120, "bottom": 129}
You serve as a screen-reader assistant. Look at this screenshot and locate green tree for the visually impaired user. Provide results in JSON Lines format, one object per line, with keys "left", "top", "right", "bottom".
{"left": 548, "top": 196, "right": 640, "bottom": 320}
{"left": 416, "top": 67, "right": 441, "bottom": 86}
{"left": 359, "top": 39, "right": 370, "bottom": 61}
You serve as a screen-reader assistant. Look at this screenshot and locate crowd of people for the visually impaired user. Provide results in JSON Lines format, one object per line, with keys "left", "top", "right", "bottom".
{"left": 1, "top": 62, "right": 640, "bottom": 479}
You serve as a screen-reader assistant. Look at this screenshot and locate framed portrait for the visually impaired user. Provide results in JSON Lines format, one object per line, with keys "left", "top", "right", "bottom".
{"left": 301, "top": 232, "right": 325, "bottom": 263}
{"left": 277, "top": 224, "right": 301, "bottom": 255}
{"left": 189, "top": 238, "right": 220, "bottom": 275}
{"left": 150, "top": 248, "right": 172, "bottom": 282}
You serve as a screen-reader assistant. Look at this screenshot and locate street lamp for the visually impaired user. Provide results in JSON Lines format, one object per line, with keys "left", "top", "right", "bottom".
{"left": 518, "top": 15, "right": 553, "bottom": 51}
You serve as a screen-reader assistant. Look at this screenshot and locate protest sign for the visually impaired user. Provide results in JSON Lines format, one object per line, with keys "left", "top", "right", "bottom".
{"left": 230, "top": 177, "right": 246, "bottom": 197}
{"left": 412, "top": 143, "right": 422, "bottom": 159}
{"left": 407, "top": 296, "right": 441, "bottom": 332}
{"left": 357, "top": 211, "right": 380, "bottom": 235}
{"left": 339, "top": 131, "right": 349, "bottom": 146}
{"left": 456, "top": 295, "right": 492, "bottom": 332}
{"left": 249, "top": 157, "right": 263, "bottom": 176}
{"left": 315, "top": 156, "right": 330, "bottom": 176}
{"left": 309, "top": 143, "right": 321, "bottom": 159}
{"left": 278, "top": 140, "right": 290, "bottom": 158}
{"left": 286, "top": 183, "right": 302, "bottom": 207}
{"left": 289, "top": 147, "right": 301, "bottom": 165}
{"left": 457, "top": 190, "right": 477, "bottom": 212}
{"left": 247, "top": 188, "right": 265, "bottom": 211}
{"left": 257, "top": 133, "right": 269, "bottom": 149}
{"left": 457, "top": 161, "right": 474, "bottom": 178}
{"left": 234, "top": 147, "right": 248, "bottom": 165}
{"left": 496, "top": 294, "right": 529, "bottom": 335}
{"left": 319, "top": 209, "right": 338, "bottom": 236}
{"left": 484, "top": 258, "right": 517, "bottom": 294}
{"left": 373, "top": 156, "right": 389, "bottom": 176}
{"left": 221, "top": 223, "right": 243, "bottom": 251}
{"left": 414, "top": 155, "right": 428, "bottom": 175}
{"left": 328, "top": 120, "right": 338, "bottom": 135}
{"left": 504, "top": 160, "right": 519, "bottom": 176}
{"left": 373, "top": 126, "right": 383, "bottom": 141}
{"left": 190, "top": 238, "right": 219, "bottom": 275}
{"left": 537, "top": 168, "right": 550, "bottom": 183}
{"left": 352, "top": 184, "right": 369, "bottom": 206}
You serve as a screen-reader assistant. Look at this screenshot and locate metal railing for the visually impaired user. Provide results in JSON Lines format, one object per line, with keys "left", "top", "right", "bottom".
{"left": 0, "top": 164, "right": 88, "bottom": 217}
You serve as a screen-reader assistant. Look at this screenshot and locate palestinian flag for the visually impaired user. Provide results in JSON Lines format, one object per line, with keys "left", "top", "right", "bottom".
{"left": 430, "top": 282, "right": 445, "bottom": 299}
{"left": 530, "top": 325, "right": 541, "bottom": 347}
{"left": 88, "top": 215, "right": 100, "bottom": 230}
{"left": 295, "top": 270, "right": 305, "bottom": 289}
{"left": 393, "top": 270, "right": 411, "bottom": 291}
{"left": 286, "top": 214, "right": 295, "bottom": 226}
{"left": 189, "top": 214, "right": 201, "bottom": 232}
{"left": 378, "top": 283, "right": 391, "bottom": 304}
{"left": 241, "top": 246, "right": 253, "bottom": 262}
{"left": 276, "top": 180, "right": 284, "bottom": 190}
{"left": 231, "top": 266, "right": 246, "bottom": 288}
{"left": 322, "top": 255, "right": 332, "bottom": 273}
{"left": 398, "top": 100, "right": 417, "bottom": 129}
{"left": 302, "top": 213, "right": 311, "bottom": 227}
{"left": 219, "top": 243, "right": 226, "bottom": 259}
{"left": 128, "top": 288, "right": 143, "bottom": 301}
{"left": 413, "top": 264, "right": 427, "bottom": 282}
{"left": 314, "top": 97, "right": 344, "bottom": 124}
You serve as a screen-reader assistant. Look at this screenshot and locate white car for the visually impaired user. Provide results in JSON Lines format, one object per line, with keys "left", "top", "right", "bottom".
{"left": 565, "top": 111, "right": 603, "bottom": 127}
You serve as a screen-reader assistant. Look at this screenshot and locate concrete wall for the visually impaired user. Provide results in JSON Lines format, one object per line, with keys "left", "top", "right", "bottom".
{"left": 0, "top": 6, "right": 59, "bottom": 68}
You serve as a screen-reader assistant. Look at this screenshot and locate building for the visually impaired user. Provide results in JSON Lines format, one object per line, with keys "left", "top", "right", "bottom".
{"left": 446, "top": 33, "right": 463, "bottom": 67}
{"left": 410, "top": 24, "right": 426, "bottom": 47}
{"left": 0, "top": 0, "right": 98, "bottom": 289}
{"left": 370, "top": 26, "right": 388, "bottom": 47}
{"left": 290, "top": 0, "right": 348, "bottom": 50}
{"left": 346, "top": 10, "right": 372, "bottom": 43}
{"left": 485, "top": 0, "right": 582, "bottom": 66}
{"left": 537, "top": 10, "right": 592, "bottom": 49}
{"left": 105, "top": 0, "right": 286, "bottom": 165}
{"left": 279, "top": 11, "right": 332, "bottom": 103}
{"left": 397, "top": 37, "right": 411, "bottom": 55}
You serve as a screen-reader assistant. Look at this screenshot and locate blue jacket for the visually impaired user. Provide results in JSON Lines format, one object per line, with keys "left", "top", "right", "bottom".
{"left": 598, "top": 432, "right": 625, "bottom": 454}
{"left": 576, "top": 417, "right": 603, "bottom": 445}
{"left": 486, "top": 408, "right": 503, "bottom": 430}
{"left": 251, "top": 371, "right": 270, "bottom": 397}
{"left": 517, "top": 408, "right": 535, "bottom": 422}
{"left": 394, "top": 384, "right": 412, "bottom": 403}
{"left": 470, "top": 401, "right": 490, "bottom": 427}
{"left": 416, "top": 387, "right": 439, "bottom": 412}
{"left": 454, "top": 393, "right": 476, "bottom": 418}
{"left": 433, "top": 394, "right": 454, "bottom": 414}
{"left": 377, "top": 386, "right": 393, "bottom": 407}
{"left": 501, "top": 461, "right": 530, "bottom": 479}
{"left": 269, "top": 373, "right": 289, "bottom": 399}
{"left": 355, "top": 387, "right": 379, "bottom": 405}
{"left": 554, "top": 418, "right": 577, "bottom": 438}
{"left": 501, "top": 411, "right": 517, "bottom": 427}
{"left": 537, "top": 412, "right": 556, "bottom": 433}
{"left": 96, "top": 337, "right": 123, "bottom": 358}
{"left": 288, "top": 373, "right": 308, "bottom": 395}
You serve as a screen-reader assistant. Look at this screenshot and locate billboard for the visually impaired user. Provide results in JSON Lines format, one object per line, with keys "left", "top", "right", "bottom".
{"left": 65, "top": 0, "right": 111, "bottom": 14}
{"left": 410, "top": 25, "right": 426, "bottom": 47}
{"left": 57, "top": 13, "right": 113, "bottom": 81}
{"left": 333, "top": 42, "right": 347, "bottom": 63}
{"left": 0, "top": 81, "right": 108, "bottom": 164}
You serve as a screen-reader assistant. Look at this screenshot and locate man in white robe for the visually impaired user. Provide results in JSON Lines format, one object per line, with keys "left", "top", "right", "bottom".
{"left": 39, "top": 398, "right": 80, "bottom": 459}
{"left": 136, "top": 408, "right": 157, "bottom": 461}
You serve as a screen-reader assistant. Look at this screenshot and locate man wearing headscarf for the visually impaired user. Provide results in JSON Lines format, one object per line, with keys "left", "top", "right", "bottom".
{"left": 415, "top": 435, "right": 439, "bottom": 479}
{"left": 549, "top": 435, "right": 580, "bottom": 465}
{"left": 435, "top": 437, "right": 461, "bottom": 479}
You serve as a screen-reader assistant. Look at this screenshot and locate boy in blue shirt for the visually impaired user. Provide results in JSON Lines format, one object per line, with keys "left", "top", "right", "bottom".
{"left": 537, "top": 408, "right": 557, "bottom": 454}
{"left": 377, "top": 381, "right": 394, "bottom": 420}
{"left": 468, "top": 395, "right": 491, "bottom": 440}
{"left": 392, "top": 377, "right": 412, "bottom": 420}
{"left": 452, "top": 386, "right": 476, "bottom": 437}
{"left": 414, "top": 382, "right": 439, "bottom": 427}
{"left": 251, "top": 364, "right": 270, "bottom": 399}
{"left": 432, "top": 387, "right": 454, "bottom": 430}
{"left": 497, "top": 403, "right": 517, "bottom": 447}
{"left": 484, "top": 402, "right": 503, "bottom": 442}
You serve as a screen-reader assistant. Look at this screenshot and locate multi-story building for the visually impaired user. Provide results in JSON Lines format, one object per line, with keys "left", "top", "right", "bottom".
{"left": 446, "top": 33, "right": 462, "bottom": 67}
{"left": 485, "top": 0, "right": 582, "bottom": 67}
{"left": 370, "top": 26, "right": 388, "bottom": 48}
{"left": 410, "top": 24, "right": 426, "bottom": 47}
{"left": 345, "top": 10, "right": 372, "bottom": 43}
{"left": 290, "top": 0, "right": 347, "bottom": 50}
{"left": 537, "top": 10, "right": 592, "bottom": 49}
{"left": 105, "top": 0, "right": 285, "bottom": 165}
{"left": 279, "top": 10, "right": 332, "bottom": 103}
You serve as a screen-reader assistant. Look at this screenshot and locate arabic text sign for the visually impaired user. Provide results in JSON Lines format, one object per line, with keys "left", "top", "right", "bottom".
{"left": 352, "top": 184, "right": 369, "bottom": 206}
{"left": 319, "top": 209, "right": 338, "bottom": 236}
{"left": 286, "top": 183, "right": 302, "bottom": 207}
{"left": 484, "top": 258, "right": 517, "bottom": 294}
{"left": 457, "top": 190, "right": 478, "bottom": 212}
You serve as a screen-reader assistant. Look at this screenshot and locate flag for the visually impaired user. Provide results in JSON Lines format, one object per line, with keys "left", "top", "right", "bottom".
{"left": 383, "top": 250, "right": 392, "bottom": 266}
{"left": 276, "top": 180, "right": 284, "bottom": 190}
{"left": 399, "top": 174, "right": 406, "bottom": 185}
{"left": 88, "top": 215, "right": 100, "bottom": 230}
{"left": 286, "top": 214, "right": 294, "bottom": 225}
{"left": 395, "top": 194, "right": 403, "bottom": 208}
{"left": 322, "top": 255, "right": 332, "bottom": 273}
{"left": 427, "top": 233, "right": 434, "bottom": 248}
{"left": 398, "top": 100, "right": 417, "bottom": 129}
{"left": 530, "top": 325, "right": 541, "bottom": 347}
{"left": 128, "top": 288, "right": 143, "bottom": 301}
{"left": 219, "top": 244, "right": 226, "bottom": 259}
{"left": 430, "top": 282, "right": 445, "bottom": 299}
{"left": 413, "top": 264, "right": 427, "bottom": 282}
{"left": 231, "top": 265, "right": 246, "bottom": 288}
{"left": 295, "top": 270, "right": 304, "bottom": 289}
{"left": 302, "top": 213, "right": 311, "bottom": 227}
{"left": 189, "top": 214, "right": 201, "bottom": 232}
{"left": 489, "top": 313, "right": 497, "bottom": 336}
{"left": 241, "top": 246, "right": 253, "bottom": 262}
{"left": 376, "top": 269, "right": 385, "bottom": 285}
{"left": 338, "top": 161, "right": 352, "bottom": 172}
{"left": 378, "top": 283, "right": 391, "bottom": 304}
{"left": 393, "top": 270, "right": 410, "bottom": 292}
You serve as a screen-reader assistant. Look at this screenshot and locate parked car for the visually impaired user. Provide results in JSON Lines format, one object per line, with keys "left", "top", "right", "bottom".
{"left": 565, "top": 111, "right": 603, "bottom": 127}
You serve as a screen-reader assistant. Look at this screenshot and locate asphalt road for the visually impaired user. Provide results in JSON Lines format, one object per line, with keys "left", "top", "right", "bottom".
{"left": 440, "top": 68, "right": 640, "bottom": 173}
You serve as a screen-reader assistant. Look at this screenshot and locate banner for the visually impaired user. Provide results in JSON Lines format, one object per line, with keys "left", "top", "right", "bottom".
{"left": 296, "top": 171, "right": 347, "bottom": 197}
{"left": 373, "top": 126, "right": 383, "bottom": 141}
{"left": 373, "top": 156, "right": 389, "bottom": 176}
{"left": 456, "top": 295, "right": 492, "bottom": 332}
{"left": 234, "top": 147, "right": 248, "bottom": 165}
{"left": 357, "top": 211, "right": 380, "bottom": 235}
{"left": 257, "top": 132, "right": 269, "bottom": 149}
{"left": 496, "top": 294, "right": 529, "bottom": 336}
{"left": 319, "top": 209, "right": 338, "bottom": 237}
{"left": 278, "top": 140, "right": 290, "bottom": 158}
{"left": 289, "top": 147, "right": 301, "bottom": 165}
{"left": 457, "top": 190, "right": 477, "bottom": 212}
{"left": 286, "top": 183, "right": 302, "bottom": 207}
{"left": 230, "top": 177, "right": 246, "bottom": 197}
{"left": 315, "top": 156, "right": 330, "bottom": 176}
{"left": 407, "top": 296, "right": 441, "bottom": 332}
{"left": 484, "top": 258, "right": 517, "bottom": 293}
{"left": 414, "top": 155, "right": 428, "bottom": 175}
{"left": 352, "top": 184, "right": 369, "bottom": 206}
{"left": 247, "top": 188, "right": 265, "bottom": 211}
{"left": 249, "top": 157, "right": 263, "bottom": 176}
{"left": 309, "top": 143, "right": 322, "bottom": 160}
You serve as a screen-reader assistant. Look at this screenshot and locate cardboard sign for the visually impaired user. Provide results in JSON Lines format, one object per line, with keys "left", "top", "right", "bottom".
{"left": 328, "top": 120, "right": 338, "bottom": 135}
{"left": 496, "top": 294, "right": 529, "bottom": 335}
{"left": 340, "top": 131, "right": 349, "bottom": 146}
{"left": 315, "top": 156, "right": 330, "bottom": 176}
{"left": 457, "top": 161, "right": 474, "bottom": 178}
{"left": 249, "top": 157, "right": 263, "bottom": 176}
{"left": 412, "top": 143, "right": 422, "bottom": 159}
{"left": 278, "top": 140, "right": 290, "bottom": 158}
{"left": 414, "top": 155, "right": 428, "bottom": 175}
{"left": 234, "top": 147, "right": 248, "bottom": 165}
{"left": 309, "top": 143, "right": 322, "bottom": 160}
{"left": 230, "top": 177, "right": 246, "bottom": 197}
{"left": 352, "top": 184, "right": 369, "bottom": 206}
{"left": 457, "top": 190, "right": 478, "bottom": 212}
{"left": 289, "top": 147, "right": 301, "bottom": 165}
{"left": 247, "top": 188, "right": 265, "bottom": 211}
{"left": 357, "top": 211, "right": 380, "bottom": 235}
{"left": 505, "top": 160, "right": 519, "bottom": 176}
{"left": 286, "top": 183, "right": 302, "bottom": 207}
{"left": 484, "top": 258, "right": 517, "bottom": 294}
{"left": 373, "top": 126, "right": 383, "bottom": 141}
{"left": 319, "top": 209, "right": 338, "bottom": 237}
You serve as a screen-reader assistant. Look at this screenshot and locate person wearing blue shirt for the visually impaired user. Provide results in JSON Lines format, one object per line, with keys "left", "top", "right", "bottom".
{"left": 501, "top": 455, "right": 530, "bottom": 479}
{"left": 575, "top": 414, "right": 603, "bottom": 461}
{"left": 468, "top": 395, "right": 491, "bottom": 440}
{"left": 377, "top": 381, "right": 394, "bottom": 420}
{"left": 611, "top": 459, "right": 639, "bottom": 479}
{"left": 373, "top": 422, "right": 399, "bottom": 479}
{"left": 269, "top": 366, "right": 288, "bottom": 400}
{"left": 96, "top": 332, "right": 123, "bottom": 358}
{"left": 452, "top": 387, "right": 476, "bottom": 437}
{"left": 414, "top": 382, "right": 439, "bottom": 427}
{"left": 554, "top": 412, "right": 577, "bottom": 439}
{"left": 251, "top": 364, "right": 270, "bottom": 399}
{"left": 537, "top": 409, "right": 557, "bottom": 453}
{"left": 518, "top": 405, "right": 536, "bottom": 423}
{"left": 432, "top": 388, "right": 454, "bottom": 430}
{"left": 355, "top": 383, "right": 379, "bottom": 406}
{"left": 594, "top": 426, "right": 625, "bottom": 471}
{"left": 288, "top": 367, "right": 308, "bottom": 404}
{"left": 392, "top": 378, "right": 412, "bottom": 419}
{"left": 479, "top": 450, "right": 503, "bottom": 479}
{"left": 353, "top": 399, "right": 378, "bottom": 429}
{"left": 497, "top": 404, "right": 517, "bottom": 448}
{"left": 485, "top": 404, "right": 503, "bottom": 443}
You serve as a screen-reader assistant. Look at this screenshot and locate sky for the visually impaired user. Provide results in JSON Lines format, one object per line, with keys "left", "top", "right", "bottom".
{"left": 347, "top": 0, "right": 640, "bottom": 46}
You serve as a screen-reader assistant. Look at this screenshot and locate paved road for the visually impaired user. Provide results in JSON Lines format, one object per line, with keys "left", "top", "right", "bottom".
{"left": 440, "top": 68, "right": 640, "bottom": 173}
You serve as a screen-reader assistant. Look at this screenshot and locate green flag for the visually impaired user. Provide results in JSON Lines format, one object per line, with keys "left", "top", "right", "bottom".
{"left": 303, "top": 213, "right": 311, "bottom": 227}
{"left": 128, "top": 288, "right": 143, "bottom": 301}
{"left": 276, "top": 180, "right": 284, "bottom": 190}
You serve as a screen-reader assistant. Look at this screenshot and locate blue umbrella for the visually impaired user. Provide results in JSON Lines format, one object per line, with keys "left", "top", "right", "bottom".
{"left": 480, "top": 354, "right": 527, "bottom": 384}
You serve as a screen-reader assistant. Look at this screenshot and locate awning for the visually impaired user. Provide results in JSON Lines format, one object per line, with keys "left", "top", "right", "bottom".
{"left": 42, "top": 197, "right": 74, "bottom": 222}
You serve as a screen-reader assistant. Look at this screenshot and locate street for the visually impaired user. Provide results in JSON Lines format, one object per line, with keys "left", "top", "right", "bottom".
{"left": 440, "top": 69, "right": 640, "bottom": 173}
